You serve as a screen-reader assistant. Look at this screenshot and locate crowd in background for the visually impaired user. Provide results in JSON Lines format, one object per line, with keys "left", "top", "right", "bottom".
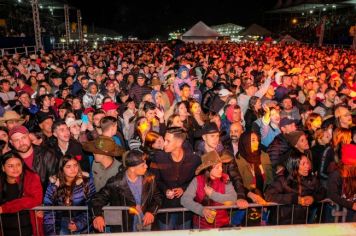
{"left": 0, "top": 41, "right": 355, "bottom": 235}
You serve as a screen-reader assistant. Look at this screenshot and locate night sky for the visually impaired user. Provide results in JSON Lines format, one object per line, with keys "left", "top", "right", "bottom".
{"left": 67, "top": 0, "right": 276, "bottom": 39}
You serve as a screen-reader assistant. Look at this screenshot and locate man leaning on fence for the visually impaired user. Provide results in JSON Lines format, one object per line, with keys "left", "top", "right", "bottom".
{"left": 89, "top": 150, "right": 162, "bottom": 232}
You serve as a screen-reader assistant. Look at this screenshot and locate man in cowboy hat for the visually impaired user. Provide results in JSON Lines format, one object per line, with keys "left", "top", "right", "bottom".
{"left": 0, "top": 110, "right": 25, "bottom": 130}
{"left": 83, "top": 136, "right": 125, "bottom": 191}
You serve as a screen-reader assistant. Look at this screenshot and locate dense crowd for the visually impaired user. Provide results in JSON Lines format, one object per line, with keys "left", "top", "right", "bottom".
{"left": 0, "top": 41, "right": 355, "bottom": 235}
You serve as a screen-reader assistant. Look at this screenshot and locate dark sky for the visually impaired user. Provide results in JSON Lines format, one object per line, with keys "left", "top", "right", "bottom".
{"left": 68, "top": 0, "right": 277, "bottom": 39}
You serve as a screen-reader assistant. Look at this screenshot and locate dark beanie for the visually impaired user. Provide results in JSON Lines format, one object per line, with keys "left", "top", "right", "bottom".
{"left": 284, "top": 131, "right": 305, "bottom": 147}
{"left": 123, "top": 150, "right": 146, "bottom": 168}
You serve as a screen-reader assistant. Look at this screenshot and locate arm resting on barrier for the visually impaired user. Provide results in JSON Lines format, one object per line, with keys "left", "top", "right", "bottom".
{"left": 181, "top": 178, "right": 204, "bottom": 216}
{"left": 210, "top": 182, "right": 237, "bottom": 204}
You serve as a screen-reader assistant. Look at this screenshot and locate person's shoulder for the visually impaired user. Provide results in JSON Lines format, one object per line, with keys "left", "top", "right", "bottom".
{"left": 153, "top": 151, "right": 170, "bottom": 162}
{"left": 24, "top": 168, "right": 41, "bottom": 182}
{"left": 106, "top": 171, "right": 125, "bottom": 187}
{"left": 261, "top": 151, "right": 271, "bottom": 164}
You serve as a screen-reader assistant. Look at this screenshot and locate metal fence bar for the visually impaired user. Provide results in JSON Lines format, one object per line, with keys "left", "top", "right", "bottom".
{"left": 245, "top": 208, "right": 248, "bottom": 226}
{"left": 319, "top": 202, "right": 324, "bottom": 224}
{"left": 86, "top": 208, "right": 90, "bottom": 233}
{"left": 276, "top": 205, "right": 279, "bottom": 225}
{"left": 52, "top": 209, "right": 56, "bottom": 234}
{"left": 26, "top": 199, "right": 347, "bottom": 233}
{"left": 0, "top": 215, "right": 3, "bottom": 236}
{"left": 17, "top": 212, "right": 22, "bottom": 236}
{"left": 34, "top": 209, "right": 39, "bottom": 236}
{"left": 69, "top": 209, "right": 73, "bottom": 235}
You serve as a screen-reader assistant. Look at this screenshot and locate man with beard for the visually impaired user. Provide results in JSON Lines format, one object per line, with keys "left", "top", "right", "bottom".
{"left": 194, "top": 122, "right": 248, "bottom": 211}
{"left": 314, "top": 88, "right": 336, "bottom": 118}
{"left": 225, "top": 122, "right": 244, "bottom": 157}
{"left": 9, "top": 125, "right": 58, "bottom": 192}
{"left": 280, "top": 96, "right": 301, "bottom": 121}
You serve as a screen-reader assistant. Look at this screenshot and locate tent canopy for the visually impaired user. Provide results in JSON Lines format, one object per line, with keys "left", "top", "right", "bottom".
{"left": 182, "top": 21, "right": 221, "bottom": 37}
{"left": 239, "top": 24, "right": 272, "bottom": 37}
{"left": 279, "top": 34, "right": 300, "bottom": 44}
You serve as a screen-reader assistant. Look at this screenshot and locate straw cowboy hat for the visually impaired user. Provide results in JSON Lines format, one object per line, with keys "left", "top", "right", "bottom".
{"left": 0, "top": 111, "right": 25, "bottom": 125}
{"left": 82, "top": 136, "right": 125, "bottom": 157}
{"left": 195, "top": 150, "right": 232, "bottom": 175}
{"left": 150, "top": 77, "right": 162, "bottom": 87}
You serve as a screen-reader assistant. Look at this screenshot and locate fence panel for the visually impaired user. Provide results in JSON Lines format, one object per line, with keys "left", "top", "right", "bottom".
{"left": 0, "top": 200, "right": 349, "bottom": 235}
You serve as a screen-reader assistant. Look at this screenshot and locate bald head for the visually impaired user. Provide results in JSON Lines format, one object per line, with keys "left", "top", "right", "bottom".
{"left": 230, "top": 122, "right": 243, "bottom": 142}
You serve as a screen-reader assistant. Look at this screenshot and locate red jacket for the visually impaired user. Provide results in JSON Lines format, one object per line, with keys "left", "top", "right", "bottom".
{"left": 193, "top": 174, "right": 230, "bottom": 229}
{"left": 1, "top": 170, "right": 44, "bottom": 236}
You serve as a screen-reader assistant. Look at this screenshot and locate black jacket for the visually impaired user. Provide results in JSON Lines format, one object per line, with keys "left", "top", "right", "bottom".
{"left": 89, "top": 171, "right": 162, "bottom": 232}
{"left": 51, "top": 138, "right": 90, "bottom": 173}
{"left": 32, "top": 145, "right": 58, "bottom": 193}
{"left": 265, "top": 174, "right": 326, "bottom": 224}
{"left": 267, "top": 133, "right": 291, "bottom": 172}
{"left": 327, "top": 170, "right": 354, "bottom": 210}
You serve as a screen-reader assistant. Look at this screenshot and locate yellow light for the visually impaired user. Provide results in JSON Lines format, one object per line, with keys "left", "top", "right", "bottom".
{"left": 292, "top": 18, "right": 298, "bottom": 24}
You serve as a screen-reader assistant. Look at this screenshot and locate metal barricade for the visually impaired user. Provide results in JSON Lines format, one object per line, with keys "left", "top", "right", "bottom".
{"left": 0, "top": 46, "right": 37, "bottom": 57}
{"left": 0, "top": 200, "right": 351, "bottom": 235}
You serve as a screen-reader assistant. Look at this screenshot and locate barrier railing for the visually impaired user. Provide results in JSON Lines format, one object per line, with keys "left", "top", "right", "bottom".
{"left": 0, "top": 199, "right": 351, "bottom": 235}
{"left": 0, "top": 45, "right": 37, "bottom": 57}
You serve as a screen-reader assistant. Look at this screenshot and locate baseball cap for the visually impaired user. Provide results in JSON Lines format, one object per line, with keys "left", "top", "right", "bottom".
{"left": 102, "top": 101, "right": 119, "bottom": 112}
{"left": 218, "top": 89, "right": 232, "bottom": 97}
{"left": 279, "top": 117, "right": 296, "bottom": 128}
{"left": 9, "top": 125, "right": 29, "bottom": 138}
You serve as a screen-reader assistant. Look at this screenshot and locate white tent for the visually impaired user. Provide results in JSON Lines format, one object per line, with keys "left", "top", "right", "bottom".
{"left": 239, "top": 24, "right": 272, "bottom": 37}
{"left": 278, "top": 34, "right": 300, "bottom": 44}
{"left": 182, "top": 21, "right": 221, "bottom": 43}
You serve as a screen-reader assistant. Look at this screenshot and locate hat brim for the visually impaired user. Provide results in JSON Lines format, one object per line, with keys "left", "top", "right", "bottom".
{"left": 67, "top": 120, "right": 82, "bottom": 127}
{"left": 0, "top": 118, "right": 25, "bottom": 125}
{"left": 150, "top": 83, "right": 161, "bottom": 87}
{"left": 195, "top": 154, "right": 232, "bottom": 175}
{"left": 82, "top": 141, "right": 125, "bottom": 157}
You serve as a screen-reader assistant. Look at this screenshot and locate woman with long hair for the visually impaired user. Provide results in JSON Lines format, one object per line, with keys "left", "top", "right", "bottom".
{"left": 189, "top": 100, "right": 207, "bottom": 146}
{"left": 166, "top": 114, "right": 184, "bottom": 128}
{"left": 128, "top": 116, "right": 151, "bottom": 151}
{"left": 181, "top": 151, "right": 237, "bottom": 229}
{"left": 304, "top": 112, "right": 322, "bottom": 147}
{"left": 332, "top": 127, "right": 352, "bottom": 166}
{"left": 143, "top": 131, "right": 165, "bottom": 166}
{"left": 173, "top": 101, "right": 191, "bottom": 129}
{"left": 327, "top": 144, "right": 356, "bottom": 222}
{"left": 43, "top": 155, "right": 95, "bottom": 235}
{"left": 310, "top": 128, "right": 334, "bottom": 187}
{"left": 141, "top": 101, "right": 165, "bottom": 135}
{"left": 265, "top": 150, "right": 326, "bottom": 224}
{"left": 235, "top": 131, "right": 272, "bottom": 204}
{"left": 36, "top": 94, "right": 57, "bottom": 121}
{"left": 0, "top": 151, "right": 43, "bottom": 236}
{"left": 244, "top": 96, "right": 263, "bottom": 132}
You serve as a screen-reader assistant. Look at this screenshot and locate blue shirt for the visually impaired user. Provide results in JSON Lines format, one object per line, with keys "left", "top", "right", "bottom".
{"left": 126, "top": 175, "right": 143, "bottom": 231}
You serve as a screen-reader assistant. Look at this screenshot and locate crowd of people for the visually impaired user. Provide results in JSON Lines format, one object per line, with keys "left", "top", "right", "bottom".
{"left": 0, "top": 41, "right": 355, "bottom": 235}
